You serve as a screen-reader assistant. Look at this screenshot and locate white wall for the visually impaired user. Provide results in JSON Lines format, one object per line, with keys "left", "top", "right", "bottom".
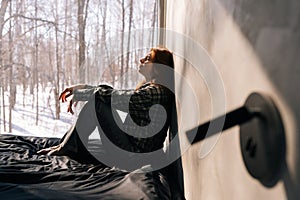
{"left": 165, "top": 0, "right": 300, "bottom": 199}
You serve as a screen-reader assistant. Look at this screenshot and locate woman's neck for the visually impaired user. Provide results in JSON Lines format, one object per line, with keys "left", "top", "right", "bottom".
{"left": 135, "top": 78, "right": 156, "bottom": 90}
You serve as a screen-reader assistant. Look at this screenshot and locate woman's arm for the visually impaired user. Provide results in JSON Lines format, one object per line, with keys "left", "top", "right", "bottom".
{"left": 96, "top": 83, "right": 170, "bottom": 112}
{"left": 60, "top": 83, "right": 170, "bottom": 115}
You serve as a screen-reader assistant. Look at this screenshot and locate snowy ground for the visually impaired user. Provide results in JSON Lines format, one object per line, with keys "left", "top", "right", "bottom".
{"left": 0, "top": 85, "right": 128, "bottom": 139}
{"left": 0, "top": 85, "right": 78, "bottom": 138}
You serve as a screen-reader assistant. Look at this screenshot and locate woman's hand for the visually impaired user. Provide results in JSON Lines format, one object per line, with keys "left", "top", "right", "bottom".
{"left": 59, "top": 84, "right": 87, "bottom": 114}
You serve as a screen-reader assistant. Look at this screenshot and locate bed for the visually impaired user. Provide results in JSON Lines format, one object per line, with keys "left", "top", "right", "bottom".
{"left": 0, "top": 134, "right": 171, "bottom": 200}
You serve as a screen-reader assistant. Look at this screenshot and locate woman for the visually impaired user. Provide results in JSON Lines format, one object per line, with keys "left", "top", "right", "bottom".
{"left": 38, "top": 47, "right": 185, "bottom": 199}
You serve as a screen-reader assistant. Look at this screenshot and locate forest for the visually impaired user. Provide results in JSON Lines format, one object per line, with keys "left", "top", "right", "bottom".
{"left": 0, "top": 0, "right": 159, "bottom": 134}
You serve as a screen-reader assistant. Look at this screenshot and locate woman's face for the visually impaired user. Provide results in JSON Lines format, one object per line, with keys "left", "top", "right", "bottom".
{"left": 139, "top": 50, "right": 155, "bottom": 78}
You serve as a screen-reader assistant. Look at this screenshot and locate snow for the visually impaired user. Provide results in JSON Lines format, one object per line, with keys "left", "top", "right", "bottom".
{"left": 0, "top": 85, "right": 77, "bottom": 138}
{"left": 0, "top": 85, "right": 129, "bottom": 139}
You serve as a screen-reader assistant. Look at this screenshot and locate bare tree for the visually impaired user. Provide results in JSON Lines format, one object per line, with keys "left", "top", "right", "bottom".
{"left": 8, "top": 0, "right": 14, "bottom": 132}
{"left": 62, "top": 0, "right": 68, "bottom": 89}
{"left": 0, "top": 0, "right": 9, "bottom": 133}
{"left": 120, "top": 0, "right": 125, "bottom": 87}
{"left": 34, "top": 0, "right": 40, "bottom": 125}
{"left": 77, "top": 0, "right": 89, "bottom": 83}
{"left": 54, "top": 0, "right": 61, "bottom": 119}
{"left": 125, "top": 0, "right": 133, "bottom": 88}
{"left": 150, "top": 0, "right": 157, "bottom": 45}
{"left": 101, "top": 0, "right": 116, "bottom": 86}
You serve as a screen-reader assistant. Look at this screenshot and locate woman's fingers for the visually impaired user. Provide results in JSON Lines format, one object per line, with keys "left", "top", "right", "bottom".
{"left": 58, "top": 86, "right": 77, "bottom": 114}
{"left": 59, "top": 88, "right": 73, "bottom": 102}
{"left": 64, "top": 92, "right": 73, "bottom": 100}
{"left": 59, "top": 93, "right": 65, "bottom": 102}
{"left": 59, "top": 88, "right": 70, "bottom": 100}
{"left": 59, "top": 92, "right": 68, "bottom": 102}
{"left": 67, "top": 99, "right": 74, "bottom": 115}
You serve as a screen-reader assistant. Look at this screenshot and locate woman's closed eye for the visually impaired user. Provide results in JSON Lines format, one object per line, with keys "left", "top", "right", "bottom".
{"left": 145, "top": 55, "right": 151, "bottom": 61}
{"left": 140, "top": 54, "right": 152, "bottom": 64}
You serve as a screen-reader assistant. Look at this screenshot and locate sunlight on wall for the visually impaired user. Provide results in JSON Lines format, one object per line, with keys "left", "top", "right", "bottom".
{"left": 166, "top": 0, "right": 298, "bottom": 199}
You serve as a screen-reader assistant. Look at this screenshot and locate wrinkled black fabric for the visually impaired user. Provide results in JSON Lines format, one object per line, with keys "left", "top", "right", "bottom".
{"left": 0, "top": 134, "right": 170, "bottom": 200}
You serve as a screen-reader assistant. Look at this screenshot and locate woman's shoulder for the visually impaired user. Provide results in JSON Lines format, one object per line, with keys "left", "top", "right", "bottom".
{"left": 137, "top": 82, "right": 174, "bottom": 99}
{"left": 138, "top": 82, "right": 167, "bottom": 91}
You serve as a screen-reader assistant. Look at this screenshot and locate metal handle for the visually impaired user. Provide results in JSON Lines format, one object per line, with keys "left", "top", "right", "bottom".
{"left": 186, "top": 106, "right": 259, "bottom": 145}
{"left": 185, "top": 92, "right": 286, "bottom": 188}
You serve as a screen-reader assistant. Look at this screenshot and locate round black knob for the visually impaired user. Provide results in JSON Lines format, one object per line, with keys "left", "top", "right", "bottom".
{"left": 240, "top": 92, "right": 286, "bottom": 187}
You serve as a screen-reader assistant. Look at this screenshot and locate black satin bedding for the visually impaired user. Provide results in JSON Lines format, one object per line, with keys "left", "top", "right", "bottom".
{"left": 0, "top": 134, "right": 170, "bottom": 200}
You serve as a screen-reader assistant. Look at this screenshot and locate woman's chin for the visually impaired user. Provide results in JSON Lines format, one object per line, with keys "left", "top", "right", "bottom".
{"left": 138, "top": 67, "right": 144, "bottom": 74}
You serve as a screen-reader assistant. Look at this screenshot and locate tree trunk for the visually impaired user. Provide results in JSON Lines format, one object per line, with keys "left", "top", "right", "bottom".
{"left": 63, "top": 0, "right": 68, "bottom": 88}
{"left": 0, "top": 0, "right": 9, "bottom": 65}
{"left": 120, "top": 0, "right": 125, "bottom": 88}
{"left": 34, "top": 0, "right": 39, "bottom": 126}
{"left": 1, "top": 88, "right": 5, "bottom": 132}
{"left": 150, "top": 0, "right": 157, "bottom": 46}
{"left": 0, "top": 0, "right": 9, "bottom": 133}
{"left": 77, "top": 0, "right": 89, "bottom": 83}
{"left": 8, "top": 0, "right": 13, "bottom": 133}
{"left": 54, "top": 0, "right": 60, "bottom": 120}
{"left": 158, "top": 0, "right": 166, "bottom": 45}
{"left": 101, "top": 0, "right": 115, "bottom": 86}
{"left": 125, "top": 0, "right": 133, "bottom": 88}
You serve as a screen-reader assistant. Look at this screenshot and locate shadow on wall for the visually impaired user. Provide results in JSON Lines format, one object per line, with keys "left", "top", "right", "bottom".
{"left": 220, "top": 0, "right": 300, "bottom": 199}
